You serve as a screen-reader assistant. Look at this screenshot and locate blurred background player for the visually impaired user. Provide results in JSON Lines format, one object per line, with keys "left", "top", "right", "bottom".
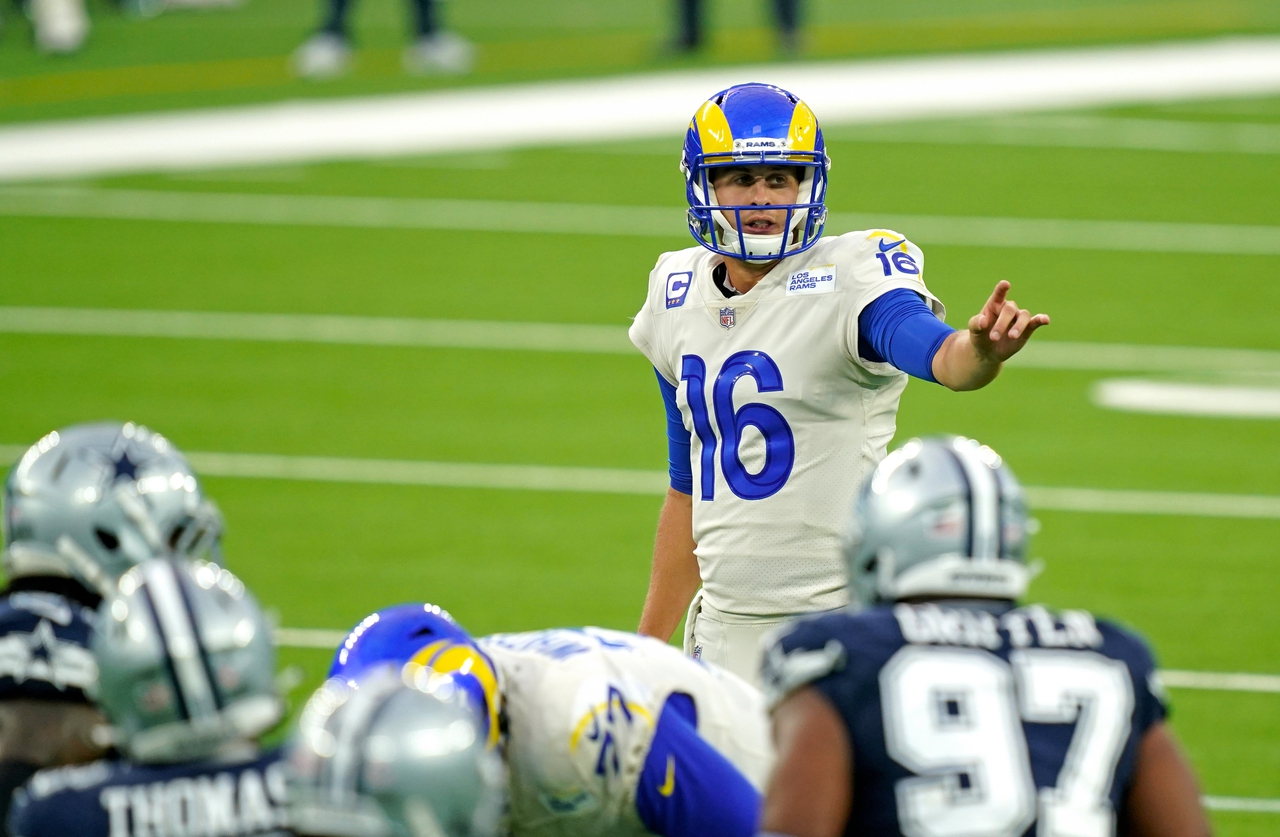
{"left": 289, "top": 666, "right": 506, "bottom": 837}
{"left": 8, "top": 558, "right": 286, "bottom": 837}
{"left": 0, "top": 423, "right": 222, "bottom": 825}
{"left": 293, "top": 0, "right": 473, "bottom": 79}
{"left": 630, "top": 83, "right": 1050, "bottom": 685}
{"left": 672, "top": 0, "right": 800, "bottom": 55}
{"left": 759, "top": 436, "right": 1211, "bottom": 837}
{"left": 328, "top": 602, "right": 773, "bottom": 837}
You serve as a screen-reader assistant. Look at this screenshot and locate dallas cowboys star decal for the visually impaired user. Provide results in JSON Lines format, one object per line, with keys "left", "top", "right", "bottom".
{"left": 111, "top": 450, "right": 140, "bottom": 483}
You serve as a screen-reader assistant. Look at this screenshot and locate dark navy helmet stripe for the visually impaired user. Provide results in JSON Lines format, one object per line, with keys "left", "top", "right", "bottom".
{"left": 137, "top": 580, "right": 191, "bottom": 722}
{"left": 142, "top": 561, "right": 218, "bottom": 721}
{"left": 172, "top": 567, "right": 225, "bottom": 711}
{"left": 944, "top": 447, "right": 975, "bottom": 558}
{"left": 950, "top": 441, "right": 999, "bottom": 559}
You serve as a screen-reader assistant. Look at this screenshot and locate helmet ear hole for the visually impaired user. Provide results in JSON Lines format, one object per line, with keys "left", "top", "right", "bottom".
{"left": 95, "top": 528, "right": 120, "bottom": 551}
{"left": 864, "top": 557, "right": 877, "bottom": 574}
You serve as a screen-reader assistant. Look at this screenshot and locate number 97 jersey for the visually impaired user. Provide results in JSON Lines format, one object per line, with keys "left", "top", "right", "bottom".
{"left": 762, "top": 602, "right": 1170, "bottom": 837}
{"left": 629, "top": 232, "right": 944, "bottom": 617}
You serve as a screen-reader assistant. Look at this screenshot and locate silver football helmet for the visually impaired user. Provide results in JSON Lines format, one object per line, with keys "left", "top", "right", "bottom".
{"left": 3, "top": 422, "right": 223, "bottom": 595}
{"left": 92, "top": 558, "right": 282, "bottom": 763}
{"left": 289, "top": 668, "right": 506, "bottom": 837}
{"left": 845, "top": 436, "right": 1035, "bottom": 607}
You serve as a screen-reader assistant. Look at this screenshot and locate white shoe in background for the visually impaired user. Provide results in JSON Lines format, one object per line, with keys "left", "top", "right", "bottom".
{"left": 293, "top": 32, "right": 351, "bottom": 79}
{"left": 32, "top": 0, "right": 89, "bottom": 54}
{"left": 403, "top": 31, "right": 475, "bottom": 75}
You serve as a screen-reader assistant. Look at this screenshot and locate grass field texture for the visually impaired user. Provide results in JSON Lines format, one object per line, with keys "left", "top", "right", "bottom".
{"left": 2, "top": 3, "right": 1279, "bottom": 829}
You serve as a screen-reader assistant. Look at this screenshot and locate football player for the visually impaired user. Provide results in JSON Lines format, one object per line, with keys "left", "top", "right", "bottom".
{"left": 325, "top": 604, "right": 773, "bottom": 837}
{"left": 630, "top": 83, "right": 1051, "bottom": 685}
{"left": 289, "top": 666, "right": 506, "bottom": 837}
{"left": 8, "top": 558, "right": 286, "bottom": 837}
{"left": 758, "top": 436, "right": 1211, "bottom": 837}
{"left": 0, "top": 423, "right": 222, "bottom": 823}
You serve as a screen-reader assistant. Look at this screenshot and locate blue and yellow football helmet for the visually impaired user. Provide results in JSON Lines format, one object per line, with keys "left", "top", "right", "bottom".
{"left": 328, "top": 603, "right": 503, "bottom": 749}
{"left": 682, "top": 82, "right": 830, "bottom": 261}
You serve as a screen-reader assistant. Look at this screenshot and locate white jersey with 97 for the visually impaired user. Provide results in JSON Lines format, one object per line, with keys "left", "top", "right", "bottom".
{"left": 478, "top": 627, "right": 771, "bottom": 837}
{"left": 629, "top": 230, "right": 945, "bottom": 616}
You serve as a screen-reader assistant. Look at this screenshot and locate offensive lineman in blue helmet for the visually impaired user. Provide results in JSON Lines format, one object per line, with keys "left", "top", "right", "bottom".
{"left": 630, "top": 83, "right": 1052, "bottom": 685}
{"left": 320, "top": 603, "right": 773, "bottom": 837}
{"left": 759, "top": 436, "right": 1210, "bottom": 837}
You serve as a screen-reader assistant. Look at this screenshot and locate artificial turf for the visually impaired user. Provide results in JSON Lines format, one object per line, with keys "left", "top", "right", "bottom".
{"left": 1, "top": 6, "right": 1278, "bottom": 828}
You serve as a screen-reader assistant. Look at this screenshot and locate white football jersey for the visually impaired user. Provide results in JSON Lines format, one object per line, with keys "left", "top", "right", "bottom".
{"left": 630, "top": 231, "right": 945, "bottom": 616}
{"left": 478, "top": 628, "right": 772, "bottom": 837}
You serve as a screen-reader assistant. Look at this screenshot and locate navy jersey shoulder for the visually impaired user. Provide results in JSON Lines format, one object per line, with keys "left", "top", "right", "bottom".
{"left": 764, "top": 603, "right": 1167, "bottom": 837}
{"left": 8, "top": 748, "right": 288, "bottom": 837}
{"left": 0, "top": 589, "right": 97, "bottom": 703}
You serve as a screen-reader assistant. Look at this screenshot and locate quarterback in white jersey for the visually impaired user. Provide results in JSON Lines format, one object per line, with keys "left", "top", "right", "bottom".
{"left": 326, "top": 604, "right": 774, "bottom": 837}
{"left": 631, "top": 83, "right": 1050, "bottom": 684}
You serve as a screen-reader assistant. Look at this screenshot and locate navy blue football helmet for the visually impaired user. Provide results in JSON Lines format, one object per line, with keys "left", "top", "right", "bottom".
{"left": 682, "top": 83, "right": 830, "bottom": 261}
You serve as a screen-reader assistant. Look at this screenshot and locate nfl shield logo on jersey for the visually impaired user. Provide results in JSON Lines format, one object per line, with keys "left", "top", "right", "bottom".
{"left": 719, "top": 307, "right": 736, "bottom": 330}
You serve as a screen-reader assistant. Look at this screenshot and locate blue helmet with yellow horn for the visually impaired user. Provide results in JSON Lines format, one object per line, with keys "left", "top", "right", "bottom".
{"left": 328, "top": 603, "right": 503, "bottom": 750}
{"left": 682, "top": 83, "right": 830, "bottom": 261}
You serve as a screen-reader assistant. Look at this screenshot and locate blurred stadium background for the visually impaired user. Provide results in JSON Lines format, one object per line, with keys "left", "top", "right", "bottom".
{"left": 2, "top": 0, "right": 1278, "bottom": 833}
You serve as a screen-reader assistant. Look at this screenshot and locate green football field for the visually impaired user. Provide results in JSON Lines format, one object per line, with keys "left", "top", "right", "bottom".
{"left": 2, "top": 0, "right": 1279, "bottom": 832}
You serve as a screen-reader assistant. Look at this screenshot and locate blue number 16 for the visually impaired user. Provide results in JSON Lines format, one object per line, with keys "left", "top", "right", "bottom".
{"left": 680, "top": 351, "right": 795, "bottom": 501}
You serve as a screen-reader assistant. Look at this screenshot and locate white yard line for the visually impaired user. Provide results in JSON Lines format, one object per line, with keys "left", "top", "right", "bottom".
{"left": 1161, "top": 670, "right": 1280, "bottom": 693}
{"left": 2, "top": 37, "right": 1280, "bottom": 180}
{"left": 1204, "top": 796, "right": 1280, "bottom": 814}
{"left": 0, "top": 444, "right": 1276, "bottom": 518}
{"left": 7, "top": 186, "right": 1280, "bottom": 256}
{"left": 3, "top": 305, "right": 1279, "bottom": 375}
{"left": 1093, "top": 379, "right": 1280, "bottom": 419}
{"left": 0, "top": 306, "right": 637, "bottom": 354}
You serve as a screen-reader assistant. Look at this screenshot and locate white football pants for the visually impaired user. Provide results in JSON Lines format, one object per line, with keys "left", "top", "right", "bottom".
{"left": 683, "top": 591, "right": 797, "bottom": 687}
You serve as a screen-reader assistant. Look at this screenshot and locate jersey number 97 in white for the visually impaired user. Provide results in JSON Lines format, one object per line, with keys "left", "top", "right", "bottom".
{"left": 681, "top": 351, "right": 795, "bottom": 501}
{"left": 881, "top": 646, "right": 1134, "bottom": 837}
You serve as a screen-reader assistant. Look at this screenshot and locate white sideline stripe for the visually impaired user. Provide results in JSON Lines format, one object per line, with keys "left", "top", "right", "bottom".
{"left": 0, "top": 445, "right": 1277, "bottom": 518}
{"left": 1093, "top": 379, "right": 1280, "bottom": 419}
{"left": 1162, "top": 670, "right": 1280, "bottom": 693}
{"left": 3, "top": 37, "right": 1280, "bottom": 180}
{"left": 1204, "top": 796, "right": 1280, "bottom": 814}
{"left": 4, "top": 306, "right": 1280, "bottom": 375}
{"left": 831, "top": 115, "right": 1280, "bottom": 156}
{"left": 9, "top": 186, "right": 1280, "bottom": 256}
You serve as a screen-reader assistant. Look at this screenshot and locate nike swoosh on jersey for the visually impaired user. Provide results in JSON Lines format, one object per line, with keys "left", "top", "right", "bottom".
{"left": 658, "top": 755, "right": 676, "bottom": 797}
{"left": 878, "top": 238, "right": 907, "bottom": 252}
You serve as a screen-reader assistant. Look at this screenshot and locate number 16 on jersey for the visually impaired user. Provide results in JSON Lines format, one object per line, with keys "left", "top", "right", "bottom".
{"left": 681, "top": 351, "right": 795, "bottom": 502}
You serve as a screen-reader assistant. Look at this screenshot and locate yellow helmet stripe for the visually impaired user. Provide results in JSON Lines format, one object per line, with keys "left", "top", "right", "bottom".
{"left": 408, "top": 640, "right": 503, "bottom": 749}
{"left": 695, "top": 101, "right": 734, "bottom": 154}
{"left": 787, "top": 100, "right": 818, "bottom": 153}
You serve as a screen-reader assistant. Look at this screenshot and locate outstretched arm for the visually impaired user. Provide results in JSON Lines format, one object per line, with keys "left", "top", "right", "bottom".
{"left": 932, "top": 280, "right": 1050, "bottom": 391}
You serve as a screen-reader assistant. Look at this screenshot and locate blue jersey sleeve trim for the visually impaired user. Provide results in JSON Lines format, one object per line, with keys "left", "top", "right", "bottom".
{"left": 656, "top": 369, "right": 694, "bottom": 495}
{"left": 857, "top": 288, "right": 954, "bottom": 384}
{"left": 635, "top": 692, "right": 762, "bottom": 837}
